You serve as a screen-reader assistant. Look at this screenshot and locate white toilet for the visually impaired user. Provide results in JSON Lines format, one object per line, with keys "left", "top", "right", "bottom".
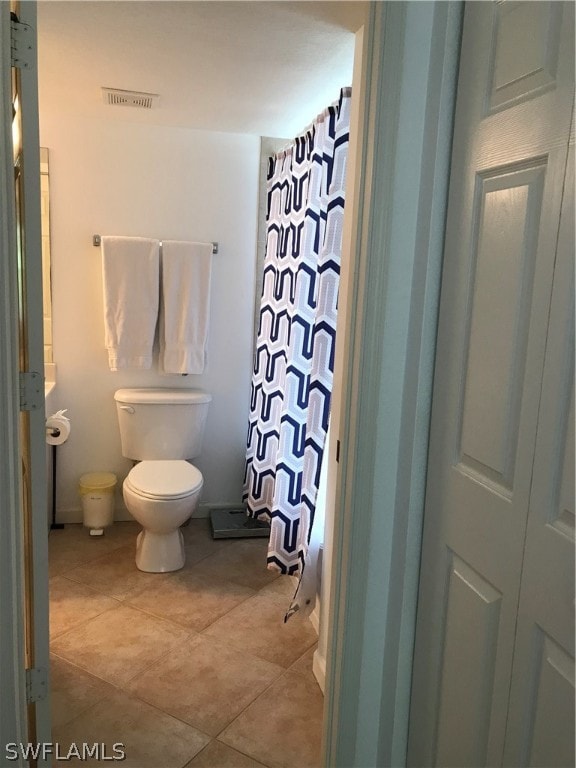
{"left": 114, "top": 388, "right": 211, "bottom": 573}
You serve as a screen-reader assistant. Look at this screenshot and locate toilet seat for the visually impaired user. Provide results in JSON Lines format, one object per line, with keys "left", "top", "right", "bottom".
{"left": 126, "top": 460, "right": 203, "bottom": 501}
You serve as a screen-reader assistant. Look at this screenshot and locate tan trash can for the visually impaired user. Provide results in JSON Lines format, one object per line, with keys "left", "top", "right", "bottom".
{"left": 79, "top": 472, "right": 117, "bottom": 536}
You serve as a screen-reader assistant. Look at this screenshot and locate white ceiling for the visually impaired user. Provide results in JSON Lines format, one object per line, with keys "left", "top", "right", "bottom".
{"left": 37, "top": 1, "right": 365, "bottom": 138}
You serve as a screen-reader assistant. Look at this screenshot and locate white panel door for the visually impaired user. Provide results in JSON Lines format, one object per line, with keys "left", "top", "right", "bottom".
{"left": 502, "top": 141, "right": 575, "bottom": 768}
{"left": 408, "top": 3, "right": 574, "bottom": 766}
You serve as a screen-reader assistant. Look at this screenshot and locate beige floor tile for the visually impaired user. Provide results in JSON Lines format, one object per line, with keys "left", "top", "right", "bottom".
{"left": 257, "top": 574, "right": 298, "bottom": 603}
{"left": 51, "top": 603, "right": 190, "bottom": 686}
{"left": 49, "top": 520, "right": 320, "bottom": 768}
{"left": 50, "top": 654, "right": 116, "bottom": 730}
{"left": 202, "top": 594, "right": 318, "bottom": 668}
{"left": 188, "top": 539, "right": 280, "bottom": 591}
{"left": 127, "top": 570, "right": 255, "bottom": 632}
{"left": 185, "top": 740, "right": 268, "bottom": 767}
{"left": 126, "top": 634, "right": 283, "bottom": 737}
{"left": 63, "top": 545, "right": 166, "bottom": 601}
{"left": 49, "top": 576, "right": 119, "bottom": 639}
{"left": 53, "top": 689, "right": 210, "bottom": 767}
{"left": 220, "top": 669, "right": 324, "bottom": 768}
{"left": 49, "top": 522, "right": 139, "bottom": 577}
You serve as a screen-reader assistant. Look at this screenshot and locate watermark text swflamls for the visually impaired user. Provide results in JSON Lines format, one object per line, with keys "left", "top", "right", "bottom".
{"left": 5, "top": 743, "right": 126, "bottom": 761}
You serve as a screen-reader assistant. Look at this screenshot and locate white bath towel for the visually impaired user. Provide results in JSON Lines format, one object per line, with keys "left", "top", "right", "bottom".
{"left": 160, "top": 240, "right": 213, "bottom": 374}
{"left": 101, "top": 236, "right": 160, "bottom": 370}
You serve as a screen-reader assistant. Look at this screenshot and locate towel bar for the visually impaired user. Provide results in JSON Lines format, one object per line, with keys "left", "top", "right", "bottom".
{"left": 93, "top": 234, "right": 218, "bottom": 255}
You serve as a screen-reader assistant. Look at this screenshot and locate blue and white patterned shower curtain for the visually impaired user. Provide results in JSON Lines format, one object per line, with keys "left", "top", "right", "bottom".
{"left": 243, "top": 88, "right": 351, "bottom": 612}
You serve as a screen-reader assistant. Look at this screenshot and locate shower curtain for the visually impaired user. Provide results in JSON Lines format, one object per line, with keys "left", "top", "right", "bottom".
{"left": 243, "top": 87, "right": 351, "bottom": 616}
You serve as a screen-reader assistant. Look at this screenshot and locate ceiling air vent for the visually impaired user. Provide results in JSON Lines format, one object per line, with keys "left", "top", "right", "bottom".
{"left": 102, "top": 87, "right": 159, "bottom": 109}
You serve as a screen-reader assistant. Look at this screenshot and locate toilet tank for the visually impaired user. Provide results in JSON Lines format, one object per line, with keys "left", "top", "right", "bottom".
{"left": 114, "top": 388, "right": 211, "bottom": 460}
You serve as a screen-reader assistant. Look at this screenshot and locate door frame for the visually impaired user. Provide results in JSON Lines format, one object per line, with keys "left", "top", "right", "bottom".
{"left": 0, "top": 4, "right": 29, "bottom": 753}
{"left": 1, "top": 2, "right": 51, "bottom": 761}
{"left": 323, "top": 3, "right": 463, "bottom": 766}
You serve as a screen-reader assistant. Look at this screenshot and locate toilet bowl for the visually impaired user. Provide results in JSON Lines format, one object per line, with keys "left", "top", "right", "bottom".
{"left": 123, "top": 459, "right": 203, "bottom": 572}
{"left": 114, "top": 387, "right": 211, "bottom": 572}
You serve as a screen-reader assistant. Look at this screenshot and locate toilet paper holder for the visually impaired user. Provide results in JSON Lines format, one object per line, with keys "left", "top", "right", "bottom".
{"left": 46, "top": 409, "right": 71, "bottom": 446}
{"left": 45, "top": 409, "right": 71, "bottom": 531}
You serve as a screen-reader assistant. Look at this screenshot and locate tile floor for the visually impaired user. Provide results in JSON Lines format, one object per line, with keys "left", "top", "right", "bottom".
{"left": 49, "top": 521, "right": 323, "bottom": 767}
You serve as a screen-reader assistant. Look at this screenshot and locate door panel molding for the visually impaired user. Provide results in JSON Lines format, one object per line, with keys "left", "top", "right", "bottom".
{"left": 458, "top": 163, "right": 546, "bottom": 494}
{"left": 435, "top": 555, "right": 503, "bottom": 767}
{"left": 528, "top": 632, "right": 575, "bottom": 766}
{"left": 487, "top": 1, "right": 563, "bottom": 114}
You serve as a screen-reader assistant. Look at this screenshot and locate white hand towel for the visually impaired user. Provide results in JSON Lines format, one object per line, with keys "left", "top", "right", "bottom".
{"left": 161, "top": 240, "right": 213, "bottom": 374}
{"left": 101, "top": 236, "right": 160, "bottom": 370}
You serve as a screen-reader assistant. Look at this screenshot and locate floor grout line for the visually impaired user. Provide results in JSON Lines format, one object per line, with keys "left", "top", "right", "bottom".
{"left": 49, "top": 600, "right": 122, "bottom": 642}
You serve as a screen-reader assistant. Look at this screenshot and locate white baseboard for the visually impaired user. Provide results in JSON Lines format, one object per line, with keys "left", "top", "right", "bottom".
{"left": 309, "top": 602, "right": 324, "bottom": 691}
{"left": 309, "top": 604, "right": 320, "bottom": 635}
{"left": 313, "top": 647, "right": 326, "bottom": 694}
{"left": 192, "top": 502, "right": 210, "bottom": 519}
{"left": 56, "top": 502, "right": 243, "bottom": 525}
{"left": 55, "top": 508, "right": 135, "bottom": 525}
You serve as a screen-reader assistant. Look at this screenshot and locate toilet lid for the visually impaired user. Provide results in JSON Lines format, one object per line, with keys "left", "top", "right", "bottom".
{"left": 127, "top": 460, "right": 203, "bottom": 500}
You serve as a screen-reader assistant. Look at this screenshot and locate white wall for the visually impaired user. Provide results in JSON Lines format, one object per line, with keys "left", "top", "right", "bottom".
{"left": 40, "top": 113, "right": 260, "bottom": 521}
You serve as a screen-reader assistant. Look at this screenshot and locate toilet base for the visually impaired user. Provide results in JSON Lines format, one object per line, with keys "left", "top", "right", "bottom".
{"left": 135, "top": 528, "right": 185, "bottom": 573}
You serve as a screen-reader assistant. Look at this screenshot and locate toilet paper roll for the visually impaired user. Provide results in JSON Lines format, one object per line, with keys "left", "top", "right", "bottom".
{"left": 46, "top": 410, "right": 71, "bottom": 446}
